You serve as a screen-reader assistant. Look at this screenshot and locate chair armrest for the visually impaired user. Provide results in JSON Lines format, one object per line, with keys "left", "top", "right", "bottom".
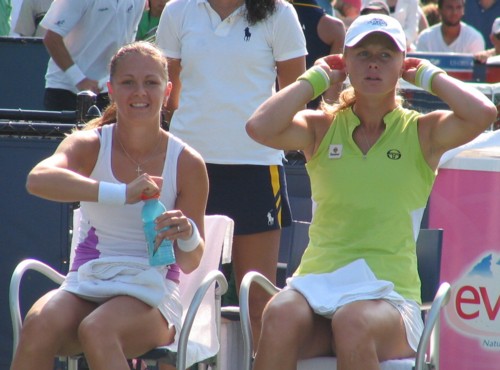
{"left": 239, "top": 271, "right": 280, "bottom": 370}
{"left": 176, "top": 269, "right": 228, "bottom": 370}
{"left": 415, "top": 282, "right": 451, "bottom": 370}
{"left": 9, "top": 259, "right": 66, "bottom": 355}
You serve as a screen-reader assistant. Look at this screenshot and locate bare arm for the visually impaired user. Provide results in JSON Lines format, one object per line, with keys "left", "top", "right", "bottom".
{"left": 171, "top": 146, "right": 208, "bottom": 273}
{"left": 247, "top": 55, "right": 346, "bottom": 157}
{"left": 276, "top": 56, "right": 306, "bottom": 90}
{"left": 26, "top": 130, "right": 101, "bottom": 202}
{"left": 318, "top": 15, "right": 345, "bottom": 104}
{"left": 26, "top": 130, "right": 161, "bottom": 204}
{"left": 164, "top": 57, "right": 182, "bottom": 124}
{"left": 43, "top": 30, "right": 99, "bottom": 93}
{"left": 402, "top": 58, "right": 498, "bottom": 170}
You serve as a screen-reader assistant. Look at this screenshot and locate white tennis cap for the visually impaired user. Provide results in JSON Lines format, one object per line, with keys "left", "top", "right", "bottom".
{"left": 344, "top": 14, "right": 406, "bottom": 52}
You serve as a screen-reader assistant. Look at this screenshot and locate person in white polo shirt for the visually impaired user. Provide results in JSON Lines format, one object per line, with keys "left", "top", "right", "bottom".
{"left": 13, "top": 0, "right": 53, "bottom": 37}
{"left": 156, "top": 0, "right": 307, "bottom": 349}
{"left": 40, "top": 0, "right": 145, "bottom": 111}
{"left": 415, "top": 0, "right": 485, "bottom": 53}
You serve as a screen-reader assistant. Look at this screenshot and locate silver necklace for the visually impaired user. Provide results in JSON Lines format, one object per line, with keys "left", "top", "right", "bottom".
{"left": 116, "top": 132, "right": 163, "bottom": 176}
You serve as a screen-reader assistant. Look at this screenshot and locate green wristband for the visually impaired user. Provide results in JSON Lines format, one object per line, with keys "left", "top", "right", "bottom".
{"left": 297, "top": 66, "right": 331, "bottom": 100}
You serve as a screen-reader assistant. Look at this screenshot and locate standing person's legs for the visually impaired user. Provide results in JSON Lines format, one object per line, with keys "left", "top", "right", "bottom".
{"left": 205, "top": 164, "right": 292, "bottom": 347}
{"left": 232, "top": 229, "right": 281, "bottom": 349}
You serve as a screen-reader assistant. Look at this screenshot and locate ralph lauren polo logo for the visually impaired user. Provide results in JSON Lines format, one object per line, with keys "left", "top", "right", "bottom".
{"left": 244, "top": 27, "right": 251, "bottom": 41}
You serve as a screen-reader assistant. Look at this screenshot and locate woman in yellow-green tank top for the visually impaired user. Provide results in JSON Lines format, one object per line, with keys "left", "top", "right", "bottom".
{"left": 245, "top": 13, "right": 497, "bottom": 370}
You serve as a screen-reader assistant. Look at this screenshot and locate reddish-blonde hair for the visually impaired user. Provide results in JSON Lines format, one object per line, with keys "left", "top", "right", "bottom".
{"left": 84, "top": 41, "right": 168, "bottom": 129}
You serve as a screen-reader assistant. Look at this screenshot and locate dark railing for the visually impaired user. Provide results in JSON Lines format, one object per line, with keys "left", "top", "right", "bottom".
{"left": 0, "top": 109, "right": 77, "bottom": 123}
{"left": 0, "top": 91, "right": 101, "bottom": 137}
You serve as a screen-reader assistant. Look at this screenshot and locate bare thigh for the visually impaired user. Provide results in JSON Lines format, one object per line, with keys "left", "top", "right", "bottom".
{"left": 78, "top": 295, "right": 174, "bottom": 358}
{"left": 255, "top": 288, "right": 334, "bottom": 370}
{"left": 21, "top": 289, "right": 98, "bottom": 355}
{"left": 331, "top": 299, "right": 415, "bottom": 361}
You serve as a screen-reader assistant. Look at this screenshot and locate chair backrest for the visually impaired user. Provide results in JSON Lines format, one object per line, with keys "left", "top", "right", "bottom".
{"left": 416, "top": 228, "right": 443, "bottom": 304}
{"left": 281, "top": 222, "right": 443, "bottom": 304}
{"left": 284, "top": 221, "right": 311, "bottom": 278}
{"left": 172, "top": 214, "right": 234, "bottom": 358}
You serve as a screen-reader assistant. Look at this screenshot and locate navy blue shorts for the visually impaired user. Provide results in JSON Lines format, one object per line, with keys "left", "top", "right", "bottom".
{"left": 206, "top": 164, "right": 292, "bottom": 235}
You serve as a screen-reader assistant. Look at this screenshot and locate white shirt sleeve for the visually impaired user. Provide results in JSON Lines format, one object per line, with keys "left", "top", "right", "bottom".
{"left": 467, "top": 27, "right": 486, "bottom": 53}
{"left": 14, "top": 0, "right": 36, "bottom": 36}
{"left": 156, "top": 0, "right": 183, "bottom": 58}
{"left": 271, "top": 1, "right": 307, "bottom": 62}
{"left": 40, "top": 0, "right": 88, "bottom": 37}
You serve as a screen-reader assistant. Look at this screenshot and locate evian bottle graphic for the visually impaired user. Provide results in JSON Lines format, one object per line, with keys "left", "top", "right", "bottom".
{"left": 444, "top": 252, "right": 500, "bottom": 347}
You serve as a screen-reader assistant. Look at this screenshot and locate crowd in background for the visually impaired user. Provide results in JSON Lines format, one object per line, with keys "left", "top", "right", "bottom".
{"left": 1, "top": 0, "right": 499, "bottom": 63}
{"left": 1, "top": 0, "right": 499, "bottom": 56}
{"left": 1, "top": 0, "right": 498, "bottom": 369}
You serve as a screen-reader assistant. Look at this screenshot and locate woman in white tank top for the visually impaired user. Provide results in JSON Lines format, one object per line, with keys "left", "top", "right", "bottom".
{"left": 11, "top": 42, "right": 209, "bottom": 370}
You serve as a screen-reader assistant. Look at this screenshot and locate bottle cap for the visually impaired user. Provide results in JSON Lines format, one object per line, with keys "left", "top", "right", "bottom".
{"left": 141, "top": 192, "right": 160, "bottom": 201}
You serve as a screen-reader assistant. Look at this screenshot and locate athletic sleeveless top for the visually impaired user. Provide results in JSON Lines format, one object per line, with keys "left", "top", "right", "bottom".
{"left": 296, "top": 106, "right": 436, "bottom": 302}
{"left": 72, "top": 124, "right": 185, "bottom": 280}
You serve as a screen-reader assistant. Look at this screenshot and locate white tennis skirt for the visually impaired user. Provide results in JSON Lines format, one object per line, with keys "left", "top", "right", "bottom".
{"left": 61, "top": 270, "right": 183, "bottom": 340}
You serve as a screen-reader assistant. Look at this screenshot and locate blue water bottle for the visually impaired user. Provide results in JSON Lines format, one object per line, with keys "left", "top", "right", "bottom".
{"left": 141, "top": 194, "right": 176, "bottom": 266}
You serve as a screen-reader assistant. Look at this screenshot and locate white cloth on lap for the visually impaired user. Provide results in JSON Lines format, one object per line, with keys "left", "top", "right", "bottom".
{"left": 74, "top": 256, "right": 167, "bottom": 307}
{"left": 288, "top": 258, "right": 405, "bottom": 317}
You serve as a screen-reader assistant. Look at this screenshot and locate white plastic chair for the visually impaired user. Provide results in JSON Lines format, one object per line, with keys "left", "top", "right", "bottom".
{"left": 239, "top": 227, "right": 452, "bottom": 370}
{"left": 10, "top": 211, "right": 234, "bottom": 370}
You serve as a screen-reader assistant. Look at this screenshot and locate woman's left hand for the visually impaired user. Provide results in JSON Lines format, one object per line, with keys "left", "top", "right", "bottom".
{"left": 154, "top": 210, "right": 192, "bottom": 243}
{"left": 402, "top": 57, "right": 427, "bottom": 86}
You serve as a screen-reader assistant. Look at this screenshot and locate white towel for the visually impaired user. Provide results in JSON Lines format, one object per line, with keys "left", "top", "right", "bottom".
{"left": 76, "top": 256, "right": 167, "bottom": 307}
{"left": 288, "top": 259, "right": 404, "bottom": 316}
{"left": 439, "top": 130, "right": 500, "bottom": 167}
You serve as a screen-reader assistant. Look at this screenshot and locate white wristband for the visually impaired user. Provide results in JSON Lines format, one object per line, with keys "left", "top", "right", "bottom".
{"left": 414, "top": 63, "right": 445, "bottom": 95}
{"left": 177, "top": 218, "right": 202, "bottom": 252}
{"left": 65, "top": 64, "right": 86, "bottom": 86}
{"left": 98, "top": 182, "right": 127, "bottom": 205}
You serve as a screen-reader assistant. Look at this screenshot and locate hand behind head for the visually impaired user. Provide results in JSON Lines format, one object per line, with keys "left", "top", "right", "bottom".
{"left": 315, "top": 54, "right": 347, "bottom": 85}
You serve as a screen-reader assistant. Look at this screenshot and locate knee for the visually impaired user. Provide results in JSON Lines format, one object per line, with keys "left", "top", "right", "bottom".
{"left": 260, "top": 300, "right": 288, "bottom": 336}
{"left": 331, "top": 303, "right": 373, "bottom": 351}
{"left": 78, "top": 316, "right": 113, "bottom": 350}
{"left": 17, "top": 313, "right": 60, "bottom": 354}
{"left": 260, "top": 296, "right": 311, "bottom": 342}
{"left": 21, "top": 312, "right": 52, "bottom": 337}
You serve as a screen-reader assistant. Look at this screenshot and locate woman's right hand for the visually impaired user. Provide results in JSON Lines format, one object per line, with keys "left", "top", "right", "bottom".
{"left": 125, "top": 174, "right": 163, "bottom": 204}
{"left": 315, "top": 54, "right": 347, "bottom": 85}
